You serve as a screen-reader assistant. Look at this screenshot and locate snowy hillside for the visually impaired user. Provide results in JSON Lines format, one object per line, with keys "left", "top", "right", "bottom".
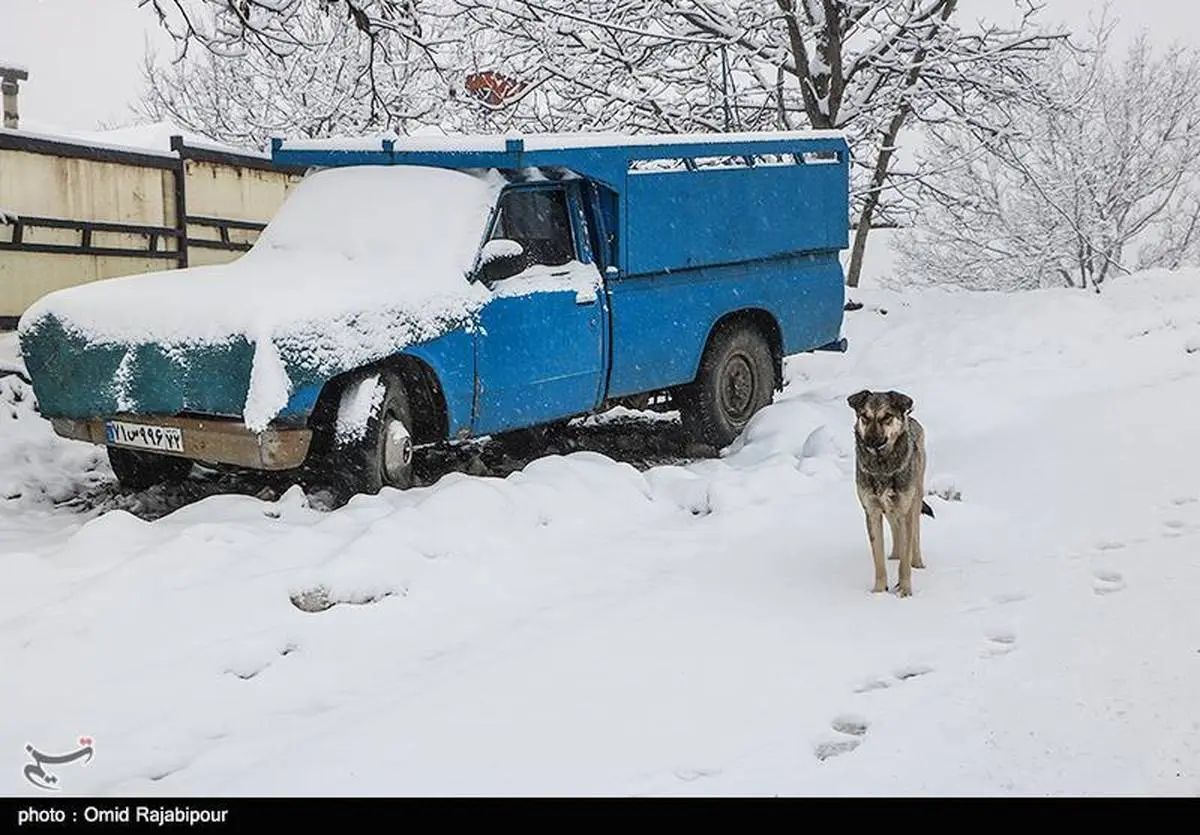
{"left": 2, "top": 269, "right": 1199, "bottom": 795}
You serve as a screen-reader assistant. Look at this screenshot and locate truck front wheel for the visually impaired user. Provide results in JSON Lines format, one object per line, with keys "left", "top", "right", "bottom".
{"left": 680, "top": 324, "right": 776, "bottom": 449}
{"left": 320, "top": 369, "right": 416, "bottom": 501}
{"left": 107, "top": 447, "right": 193, "bottom": 490}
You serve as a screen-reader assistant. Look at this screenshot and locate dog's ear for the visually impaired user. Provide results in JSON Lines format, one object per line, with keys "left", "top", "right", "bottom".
{"left": 887, "top": 391, "right": 914, "bottom": 415}
{"left": 847, "top": 390, "right": 871, "bottom": 412}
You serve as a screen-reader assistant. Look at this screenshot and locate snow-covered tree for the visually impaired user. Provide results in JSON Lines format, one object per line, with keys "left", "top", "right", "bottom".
{"left": 142, "top": 1, "right": 427, "bottom": 64}
{"left": 138, "top": 1, "right": 1060, "bottom": 288}
{"left": 136, "top": 1, "right": 499, "bottom": 149}
{"left": 895, "top": 23, "right": 1200, "bottom": 292}
{"left": 448, "top": 0, "right": 1062, "bottom": 286}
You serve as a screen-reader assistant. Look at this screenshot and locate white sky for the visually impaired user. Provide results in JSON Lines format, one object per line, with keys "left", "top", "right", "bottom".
{"left": 0, "top": 0, "right": 1197, "bottom": 134}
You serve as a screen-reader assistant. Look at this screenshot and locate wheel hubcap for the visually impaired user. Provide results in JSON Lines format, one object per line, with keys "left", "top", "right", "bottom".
{"left": 720, "top": 353, "right": 756, "bottom": 424}
{"left": 383, "top": 416, "right": 413, "bottom": 483}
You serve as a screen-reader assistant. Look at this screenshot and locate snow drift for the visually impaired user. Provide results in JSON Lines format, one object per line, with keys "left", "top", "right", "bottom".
{"left": 3, "top": 268, "right": 1200, "bottom": 795}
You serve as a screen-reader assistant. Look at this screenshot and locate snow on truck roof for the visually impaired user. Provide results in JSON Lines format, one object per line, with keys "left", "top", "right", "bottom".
{"left": 274, "top": 128, "right": 847, "bottom": 153}
{"left": 271, "top": 129, "right": 849, "bottom": 189}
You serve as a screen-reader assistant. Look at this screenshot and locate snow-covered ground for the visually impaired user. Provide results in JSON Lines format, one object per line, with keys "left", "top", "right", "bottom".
{"left": 3, "top": 269, "right": 1200, "bottom": 796}
{"left": 0, "top": 331, "right": 23, "bottom": 378}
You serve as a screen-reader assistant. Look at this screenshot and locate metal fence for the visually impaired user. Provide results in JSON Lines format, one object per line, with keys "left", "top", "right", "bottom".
{"left": 0, "top": 129, "right": 307, "bottom": 329}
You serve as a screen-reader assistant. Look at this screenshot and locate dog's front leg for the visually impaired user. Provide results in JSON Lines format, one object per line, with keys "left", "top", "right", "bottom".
{"left": 895, "top": 511, "right": 914, "bottom": 598}
{"left": 911, "top": 501, "right": 925, "bottom": 570}
{"left": 887, "top": 513, "right": 901, "bottom": 561}
{"left": 865, "top": 508, "right": 888, "bottom": 593}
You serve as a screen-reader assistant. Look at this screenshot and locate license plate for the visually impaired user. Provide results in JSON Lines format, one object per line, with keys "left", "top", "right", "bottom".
{"left": 104, "top": 420, "right": 185, "bottom": 454}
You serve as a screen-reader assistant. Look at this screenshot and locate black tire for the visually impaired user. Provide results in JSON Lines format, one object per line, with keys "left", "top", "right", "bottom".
{"left": 678, "top": 323, "right": 776, "bottom": 449}
{"left": 107, "top": 447, "right": 193, "bottom": 490}
{"left": 320, "top": 369, "right": 416, "bottom": 501}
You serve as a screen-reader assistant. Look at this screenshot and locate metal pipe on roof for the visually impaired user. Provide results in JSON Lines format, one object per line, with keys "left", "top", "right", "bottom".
{"left": 0, "top": 64, "right": 29, "bottom": 130}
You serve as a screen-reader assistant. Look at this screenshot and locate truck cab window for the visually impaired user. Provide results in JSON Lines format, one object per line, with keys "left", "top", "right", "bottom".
{"left": 490, "top": 188, "right": 576, "bottom": 271}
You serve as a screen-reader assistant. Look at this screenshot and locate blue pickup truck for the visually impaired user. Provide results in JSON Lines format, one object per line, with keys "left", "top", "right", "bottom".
{"left": 18, "top": 131, "right": 850, "bottom": 498}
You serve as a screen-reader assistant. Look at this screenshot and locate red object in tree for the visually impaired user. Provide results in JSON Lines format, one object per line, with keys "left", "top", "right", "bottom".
{"left": 465, "top": 72, "right": 526, "bottom": 107}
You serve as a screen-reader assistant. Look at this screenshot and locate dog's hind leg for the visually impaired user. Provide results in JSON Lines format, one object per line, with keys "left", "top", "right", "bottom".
{"left": 866, "top": 508, "right": 888, "bottom": 593}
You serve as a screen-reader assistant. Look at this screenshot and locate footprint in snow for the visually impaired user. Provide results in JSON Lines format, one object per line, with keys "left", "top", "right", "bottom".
{"left": 854, "top": 664, "right": 933, "bottom": 694}
{"left": 853, "top": 677, "right": 892, "bottom": 694}
{"left": 1163, "top": 519, "right": 1188, "bottom": 538}
{"left": 814, "top": 715, "right": 870, "bottom": 762}
{"left": 290, "top": 586, "right": 399, "bottom": 613}
{"left": 224, "top": 643, "right": 299, "bottom": 681}
{"left": 813, "top": 738, "right": 860, "bottom": 762}
{"left": 1093, "top": 570, "right": 1126, "bottom": 595}
{"left": 225, "top": 663, "right": 267, "bottom": 681}
{"left": 1095, "top": 540, "right": 1126, "bottom": 552}
{"left": 673, "top": 767, "right": 721, "bottom": 783}
{"left": 831, "top": 715, "right": 870, "bottom": 737}
{"left": 982, "top": 629, "right": 1017, "bottom": 658}
{"left": 894, "top": 664, "right": 934, "bottom": 681}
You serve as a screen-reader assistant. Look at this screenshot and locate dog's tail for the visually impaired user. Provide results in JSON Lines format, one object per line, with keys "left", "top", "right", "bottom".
{"left": 922, "top": 500, "right": 935, "bottom": 519}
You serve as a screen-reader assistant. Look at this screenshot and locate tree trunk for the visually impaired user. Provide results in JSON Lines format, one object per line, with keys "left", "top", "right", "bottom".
{"left": 847, "top": 109, "right": 907, "bottom": 288}
{"left": 846, "top": 213, "right": 875, "bottom": 290}
{"left": 845, "top": 0, "right": 959, "bottom": 287}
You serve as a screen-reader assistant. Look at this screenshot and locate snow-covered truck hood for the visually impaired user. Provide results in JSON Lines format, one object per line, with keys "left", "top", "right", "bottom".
{"left": 18, "top": 165, "right": 503, "bottom": 430}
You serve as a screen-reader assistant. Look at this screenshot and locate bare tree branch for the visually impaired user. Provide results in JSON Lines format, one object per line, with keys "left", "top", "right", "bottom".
{"left": 897, "top": 14, "right": 1200, "bottom": 291}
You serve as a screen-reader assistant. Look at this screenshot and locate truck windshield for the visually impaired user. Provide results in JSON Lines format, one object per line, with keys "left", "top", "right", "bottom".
{"left": 246, "top": 164, "right": 500, "bottom": 272}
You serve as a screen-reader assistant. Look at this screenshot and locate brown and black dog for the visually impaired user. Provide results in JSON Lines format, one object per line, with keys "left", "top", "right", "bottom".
{"left": 847, "top": 390, "right": 934, "bottom": 598}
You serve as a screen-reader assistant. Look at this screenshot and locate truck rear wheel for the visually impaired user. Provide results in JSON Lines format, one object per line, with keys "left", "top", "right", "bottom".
{"left": 107, "top": 447, "right": 193, "bottom": 490}
{"left": 320, "top": 369, "right": 416, "bottom": 501}
{"left": 680, "top": 323, "right": 776, "bottom": 449}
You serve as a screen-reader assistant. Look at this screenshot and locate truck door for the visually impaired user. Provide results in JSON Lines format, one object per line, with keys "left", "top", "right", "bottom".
{"left": 472, "top": 182, "right": 607, "bottom": 436}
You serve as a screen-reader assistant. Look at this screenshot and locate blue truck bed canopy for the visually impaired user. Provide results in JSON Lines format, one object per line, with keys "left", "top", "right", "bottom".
{"left": 270, "top": 130, "right": 851, "bottom": 277}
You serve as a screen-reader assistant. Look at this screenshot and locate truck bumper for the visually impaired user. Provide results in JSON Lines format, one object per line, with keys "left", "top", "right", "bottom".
{"left": 50, "top": 415, "right": 313, "bottom": 472}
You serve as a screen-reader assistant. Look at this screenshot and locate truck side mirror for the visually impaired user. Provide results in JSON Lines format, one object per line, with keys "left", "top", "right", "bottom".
{"left": 477, "top": 238, "right": 527, "bottom": 284}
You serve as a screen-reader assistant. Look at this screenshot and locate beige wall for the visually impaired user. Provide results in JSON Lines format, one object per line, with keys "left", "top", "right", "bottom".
{"left": 0, "top": 140, "right": 303, "bottom": 322}
{"left": 0, "top": 147, "right": 176, "bottom": 226}
{"left": 181, "top": 158, "right": 304, "bottom": 260}
{"left": 184, "top": 158, "right": 302, "bottom": 221}
{"left": 0, "top": 251, "right": 174, "bottom": 314}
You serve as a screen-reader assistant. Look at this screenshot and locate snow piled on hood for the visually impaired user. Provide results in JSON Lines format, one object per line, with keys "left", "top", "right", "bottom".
{"left": 18, "top": 165, "right": 504, "bottom": 430}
